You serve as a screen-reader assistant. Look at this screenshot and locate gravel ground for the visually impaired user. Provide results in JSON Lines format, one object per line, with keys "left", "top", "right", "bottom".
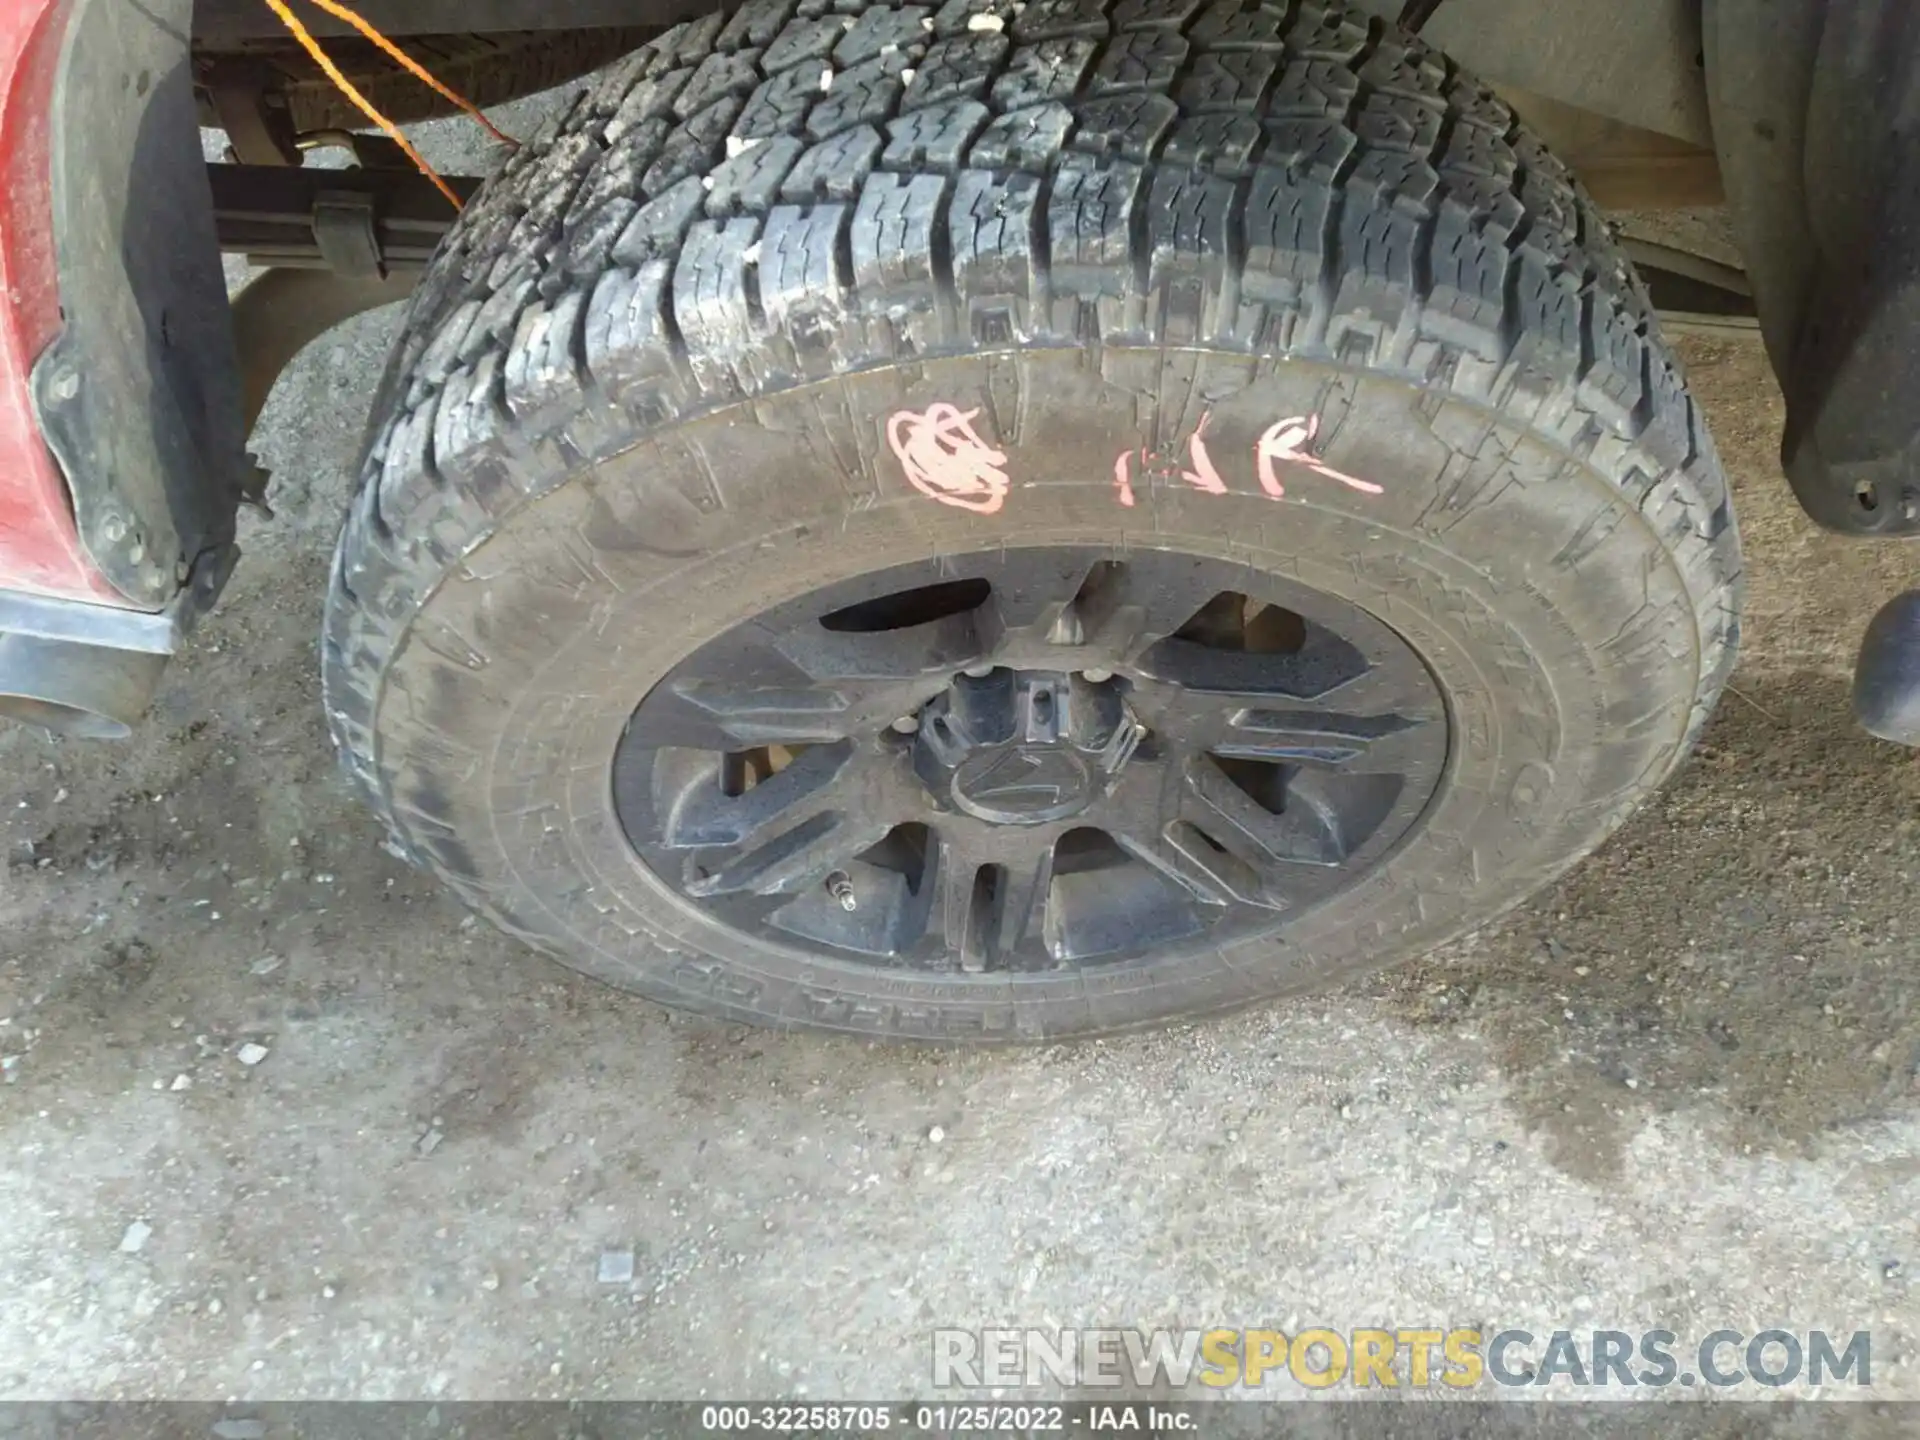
{"left": 1, "top": 94, "right": 1917, "bottom": 1403}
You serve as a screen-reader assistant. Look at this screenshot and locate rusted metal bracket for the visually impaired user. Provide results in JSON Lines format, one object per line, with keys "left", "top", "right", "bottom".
{"left": 202, "top": 58, "right": 303, "bottom": 166}
{"left": 209, "top": 162, "right": 480, "bottom": 270}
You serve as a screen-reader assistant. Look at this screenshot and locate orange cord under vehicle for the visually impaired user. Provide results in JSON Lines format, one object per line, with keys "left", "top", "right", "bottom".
{"left": 259, "top": 0, "right": 516, "bottom": 209}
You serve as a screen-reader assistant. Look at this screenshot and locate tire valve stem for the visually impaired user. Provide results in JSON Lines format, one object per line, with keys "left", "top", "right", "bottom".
{"left": 826, "top": 870, "right": 857, "bottom": 912}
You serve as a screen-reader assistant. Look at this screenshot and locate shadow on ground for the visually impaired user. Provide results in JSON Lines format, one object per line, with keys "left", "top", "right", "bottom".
{"left": 1382, "top": 669, "right": 1920, "bottom": 1180}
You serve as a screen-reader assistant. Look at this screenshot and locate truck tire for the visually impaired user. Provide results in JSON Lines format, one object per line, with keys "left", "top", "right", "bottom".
{"left": 323, "top": 0, "right": 1741, "bottom": 1042}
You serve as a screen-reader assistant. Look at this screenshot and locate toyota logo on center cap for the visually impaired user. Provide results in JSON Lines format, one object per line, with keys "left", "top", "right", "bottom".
{"left": 951, "top": 746, "right": 1096, "bottom": 825}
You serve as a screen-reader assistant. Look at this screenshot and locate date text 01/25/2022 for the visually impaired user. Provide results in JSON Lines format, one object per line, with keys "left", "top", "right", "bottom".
{"left": 698, "top": 1403, "right": 1186, "bottom": 1432}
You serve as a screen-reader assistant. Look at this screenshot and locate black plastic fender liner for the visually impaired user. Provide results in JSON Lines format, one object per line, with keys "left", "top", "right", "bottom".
{"left": 1706, "top": 0, "right": 1920, "bottom": 536}
{"left": 28, "top": 0, "right": 249, "bottom": 606}
{"left": 0, "top": 0, "right": 248, "bottom": 737}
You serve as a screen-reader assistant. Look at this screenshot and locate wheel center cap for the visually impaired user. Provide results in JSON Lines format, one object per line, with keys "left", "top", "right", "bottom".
{"left": 952, "top": 745, "right": 1096, "bottom": 824}
{"left": 912, "top": 668, "right": 1146, "bottom": 828}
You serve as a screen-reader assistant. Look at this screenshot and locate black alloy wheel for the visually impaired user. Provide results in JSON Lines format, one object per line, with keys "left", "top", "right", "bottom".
{"left": 613, "top": 548, "right": 1447, "bottom": 974}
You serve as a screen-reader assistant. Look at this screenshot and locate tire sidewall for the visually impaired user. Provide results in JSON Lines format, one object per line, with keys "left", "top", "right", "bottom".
{"left": 366, "top": 348, "right": 1703, "bottom": 1040}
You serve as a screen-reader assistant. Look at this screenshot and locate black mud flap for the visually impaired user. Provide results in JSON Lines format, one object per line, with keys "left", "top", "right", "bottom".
{"left": 1706, "top": 0, "right": 1920, "bottom": 536}
{"left": 27, "top": 0, "right": 248, "bottom": 607}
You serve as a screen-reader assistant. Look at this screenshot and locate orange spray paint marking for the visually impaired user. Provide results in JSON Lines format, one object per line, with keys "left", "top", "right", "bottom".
{"left": 887, "top": 404, "right": 1011, "bottom": 514}
{"left": 1254, "top": 414, "right": 1384, "bottom": 499}
{"left": 1181, "top": 410, "right": 1229, "bottom": 494}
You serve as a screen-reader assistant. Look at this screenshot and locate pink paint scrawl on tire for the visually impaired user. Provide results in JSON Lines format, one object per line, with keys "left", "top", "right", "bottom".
{"left": 886, "top": 403, "right": 1011, "bottom": 514}
{"left": 886, "top": 403, "right": 1383, "bottom": 513}
{"left": 1117, "top": 411, "right": 1383, "bottom": 507}
{"left": 1253, "top": 413, "right": 1383, "bottom": 498}
{"left": 1112, "top": 411, "right": 1231, "bottom": 507}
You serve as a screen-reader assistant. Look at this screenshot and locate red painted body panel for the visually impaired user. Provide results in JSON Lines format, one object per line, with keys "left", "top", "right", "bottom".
{"left": 0, "top": 0, "right": 125, "bottom": 605}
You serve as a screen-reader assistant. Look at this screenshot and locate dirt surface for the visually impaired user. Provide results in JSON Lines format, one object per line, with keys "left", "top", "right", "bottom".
{"left": 3, "top": 101, "right": 1918, "bottom": 1401}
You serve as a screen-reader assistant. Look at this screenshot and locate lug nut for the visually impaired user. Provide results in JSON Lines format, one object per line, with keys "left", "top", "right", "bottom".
{"left": 963, "top": 664, "right": 994, "bottom": 678}
{"left": 826, "top": 870, "right": 857, "bottom": 912}
{"left": 890, "top": 715, "right": 920, "bottom": 734}
{"left": 1082, "top": 668, "right": 1113, "bottom": 683}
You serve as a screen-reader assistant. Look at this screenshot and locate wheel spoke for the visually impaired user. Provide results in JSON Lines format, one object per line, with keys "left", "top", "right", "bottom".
{"left": 924, "top": 822, "right": 1058, "bottom": 972}
{"left": 1182, "top": 755, "right": 1341, "bottom": 868}
{"left": 627, "top": 682, "right": 858, "bottom": 749}
{"left": 1158, "top": 757, "right": 1392, "bottom": 913}
{"left": 989, "top": 838, "right": 1058, "bottom": 969}
{"left": 1108, "top": 824, "right": 1273, "bottom": 911}
{"left": 620, "top": 626, "right": 876, "bottom": 749}
{"left": 1136, "top": 627, "right": 1374, "bottom": 703}
{"left": 660, "top": 743, "right": 914, "bottom": 898}
{"left": 769, "top": 612, "right": 988, "bottom": 683}
{"left": 976, "top": 553, "right": 1110, "bottom": 648}
{"left": 686, "top": 808, "right": 896, "bottom": 898}
{"left": 1213, "top": 707, "right": 1435, "bottom": 769}
{"left": 664, "top": 742, "right": 853, "bottom": 848}
{"left": 1212, "top": 657, "right": 1434, "bottom": 713}
{"left": 1132, "top": 654, "right": 1443, "bottom": 750}
{"left": 1092, "top": 750, "right": 1263, "bottom": 909}
{"left": 1077, "top": 550, "right": 1248, "bottom": 660}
